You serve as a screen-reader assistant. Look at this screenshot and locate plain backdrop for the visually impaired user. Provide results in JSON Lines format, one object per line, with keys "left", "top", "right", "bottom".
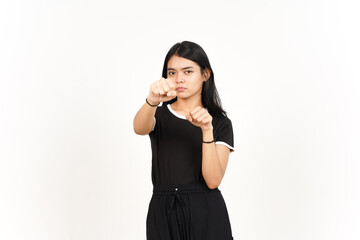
{"left": 1, "top": 0, "right": 359, "bottom": 239}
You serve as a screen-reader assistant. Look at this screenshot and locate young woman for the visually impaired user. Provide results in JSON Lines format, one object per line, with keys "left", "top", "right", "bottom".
{"left": 133, "top": 41, "right": 235, "bottom": 240}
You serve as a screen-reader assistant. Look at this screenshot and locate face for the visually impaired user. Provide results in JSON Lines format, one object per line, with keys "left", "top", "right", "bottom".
{"left": 167, "top": 55, "right": 209, "bottom": 99}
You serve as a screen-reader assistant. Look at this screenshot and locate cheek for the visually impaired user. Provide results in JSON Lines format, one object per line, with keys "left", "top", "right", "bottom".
{"left": 189, "top": 75, "right": 203, "bottom": 85}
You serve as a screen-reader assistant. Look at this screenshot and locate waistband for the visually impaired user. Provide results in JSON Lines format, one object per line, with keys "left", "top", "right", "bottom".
{"left": 153, "top": 182, "right": 219, "bottom": 239}
{"left": 153, "top": 182, "right": 220, "bottom": 194}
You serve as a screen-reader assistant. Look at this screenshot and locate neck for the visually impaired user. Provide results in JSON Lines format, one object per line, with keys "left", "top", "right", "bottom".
{"left": 172, "top": 96, "right": 203, "bottom": 111}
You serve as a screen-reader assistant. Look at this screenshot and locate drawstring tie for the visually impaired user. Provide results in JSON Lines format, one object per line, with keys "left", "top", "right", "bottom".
{"left": 166, "top": 187, "right": 188, "bottom": 239}
{"left": 167, "top": 188, "right": 186, "bottom": 213}
{"left": 152, "top": 182, "right": 219, "bottom": 240}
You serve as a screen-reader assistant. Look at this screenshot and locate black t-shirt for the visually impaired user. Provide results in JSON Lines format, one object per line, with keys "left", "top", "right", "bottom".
{"left": 148, "top": 100, "right": 235, "bottom": 187}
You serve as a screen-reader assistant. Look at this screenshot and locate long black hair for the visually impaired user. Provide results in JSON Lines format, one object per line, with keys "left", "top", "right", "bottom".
{"left": 161, "top": 41, "right": 227, "bottom": 118}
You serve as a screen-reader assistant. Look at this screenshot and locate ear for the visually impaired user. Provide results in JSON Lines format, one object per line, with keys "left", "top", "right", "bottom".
{"left": 202, "top": 68, "right": 211, "bottom": 82}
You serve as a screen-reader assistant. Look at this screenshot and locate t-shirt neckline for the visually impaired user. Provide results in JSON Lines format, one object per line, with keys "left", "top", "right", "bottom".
{"left": 167, "top": 103, "right": 208, "bottom": 120}
{"left": 167, "top": 103, "right": 187, "bottom": 119}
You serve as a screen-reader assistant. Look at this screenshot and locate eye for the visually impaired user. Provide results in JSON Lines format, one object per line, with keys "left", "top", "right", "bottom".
{"left": 168, "top": 71, "right": 175, "bottom": 76}
{"left": 185, "top": 70, "right": 193, "bottom": 74}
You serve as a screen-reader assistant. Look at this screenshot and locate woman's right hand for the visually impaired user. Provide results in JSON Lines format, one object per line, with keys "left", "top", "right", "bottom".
{"left": 147, "top": 77, "right": 177, "bottom": 105}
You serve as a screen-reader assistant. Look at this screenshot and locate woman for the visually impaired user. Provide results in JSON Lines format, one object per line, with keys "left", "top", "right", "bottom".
{"left": 133, "top": 41, "right": 235, "bottom": 240}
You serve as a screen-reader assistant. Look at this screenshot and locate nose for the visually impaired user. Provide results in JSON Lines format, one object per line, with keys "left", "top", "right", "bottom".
{"left": 175, "top": 74, "right": 184, "bottom": 83}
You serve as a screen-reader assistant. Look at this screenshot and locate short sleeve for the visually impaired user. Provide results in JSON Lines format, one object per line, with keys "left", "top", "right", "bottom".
{"left": 149, "top": 105, "right": 161, "bottom": 135}
{"left": 214, "top": 117, "right": 235, "bottom": 152}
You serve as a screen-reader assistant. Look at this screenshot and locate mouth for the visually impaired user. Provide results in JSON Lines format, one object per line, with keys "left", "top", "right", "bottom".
{"left": 176, "top": 87, "right": 186, "bottom": 91}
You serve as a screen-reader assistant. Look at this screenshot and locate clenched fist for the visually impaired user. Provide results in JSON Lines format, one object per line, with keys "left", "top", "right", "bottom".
{"left": 147, "top": 77, "right": 177, "bottom": 105}
{"left": 186, "top": 106, "right": 213, "bottom": 132}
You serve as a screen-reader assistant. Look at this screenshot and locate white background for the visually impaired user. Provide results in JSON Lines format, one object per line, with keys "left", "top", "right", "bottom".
{"left": 1, "top": 0, "right": 359, "bottom": 239}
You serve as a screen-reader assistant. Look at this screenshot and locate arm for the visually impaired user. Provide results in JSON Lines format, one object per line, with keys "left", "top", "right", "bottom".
{"left": 133, "top": 99, "right": 158, "bottom": 135}
{"left": 202, "top": 128, "right": 231, "bottom": 189}
{"left": 134, "top": 77, "right": 177, "bottom": 135}
{"left": 185, "top": 106, "right": 232, "bottom": 189}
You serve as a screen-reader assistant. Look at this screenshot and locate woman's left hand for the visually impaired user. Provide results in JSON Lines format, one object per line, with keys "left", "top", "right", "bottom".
{"left": 186, "top": 106, "right": 213, "bottom": 132}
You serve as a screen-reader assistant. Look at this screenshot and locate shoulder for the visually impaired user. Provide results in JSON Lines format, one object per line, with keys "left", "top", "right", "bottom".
{"left": 212, "top": 113, "right": 235, "bottom": 152}
{"left": 152, "top": 101, "right": 171, "bottom": 123}
{"left": 155, "top": 102, "right": 166, "bottom": 113}
{"left": 149, "top": 103, "right": 166, "bottom": 135}
{"left": 212, "top": 113, "right": 232, "bottom": 129}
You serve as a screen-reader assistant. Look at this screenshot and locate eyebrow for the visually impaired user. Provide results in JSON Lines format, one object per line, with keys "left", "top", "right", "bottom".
{"left": 167, "top": 66, "right": 194, "bottom": 71}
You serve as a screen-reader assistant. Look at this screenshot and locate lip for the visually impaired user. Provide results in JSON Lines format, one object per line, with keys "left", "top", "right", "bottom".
{"left": 176, "top": 87, "right": 186, "bottom": 91}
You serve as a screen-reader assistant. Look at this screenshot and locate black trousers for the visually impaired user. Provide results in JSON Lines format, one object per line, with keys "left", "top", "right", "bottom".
{"left": 146, "top": 182, "right": 234, "bottom": 240}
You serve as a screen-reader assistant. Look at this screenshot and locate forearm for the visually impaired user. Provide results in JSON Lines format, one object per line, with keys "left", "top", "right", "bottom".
{"left": 133, "top": 99, "right": 158, "bottom": 135}
{"left": 202, "top": 128, "right": 223, "bottom": 189}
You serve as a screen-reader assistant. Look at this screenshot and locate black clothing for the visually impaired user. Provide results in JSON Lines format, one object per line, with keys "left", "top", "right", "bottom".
{"left": 146, "top": 100, "right": 235, "bottom": 240}
{"left": 149, "top": 101, "right": 235, "bottom": 186}
{"left": 146, "top": 182, "right": 234, "bottom": 240}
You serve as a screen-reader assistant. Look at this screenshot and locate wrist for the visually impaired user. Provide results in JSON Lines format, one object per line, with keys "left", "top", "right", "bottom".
{"left": 146, "top": 98, "right": 160, "bottom": 106}
{"left": 202, "top": 126, "right": 213, "bottom": 134}
{"left": 202, "top": 128, "right": 214, "bottom": 142}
